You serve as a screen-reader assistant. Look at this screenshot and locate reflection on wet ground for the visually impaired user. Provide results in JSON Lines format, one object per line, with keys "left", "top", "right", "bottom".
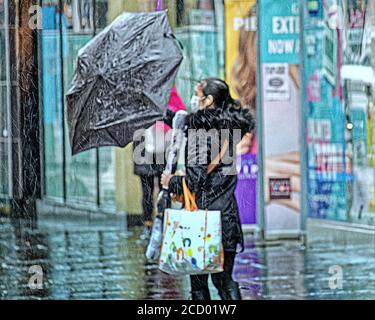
{"left": 0, "top": 217, "right": 374, "bottom": 300}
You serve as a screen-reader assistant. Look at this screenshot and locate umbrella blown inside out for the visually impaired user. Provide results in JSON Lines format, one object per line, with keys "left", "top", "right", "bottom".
{"left": 66, "top": 10, "right": 183, "bottom": 155}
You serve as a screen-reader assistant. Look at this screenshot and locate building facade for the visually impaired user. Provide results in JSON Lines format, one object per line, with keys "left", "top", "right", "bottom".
{"left": 0, "top": 1, "right": 374, "bottom": 233}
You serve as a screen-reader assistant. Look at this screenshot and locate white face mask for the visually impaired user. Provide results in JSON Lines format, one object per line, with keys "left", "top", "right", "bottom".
{"left": 190, "top": 95, "right": 201, "bottom": 113}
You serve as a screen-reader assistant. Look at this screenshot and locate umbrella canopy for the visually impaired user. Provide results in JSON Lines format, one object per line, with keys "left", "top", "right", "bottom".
{"left": 66, "top": 10, "right": 183, "bottom": 155}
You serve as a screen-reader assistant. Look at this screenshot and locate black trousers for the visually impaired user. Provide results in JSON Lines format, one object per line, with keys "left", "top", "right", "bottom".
{"left": 140, "top": 175, "right": 161, "bottom": 223}
{"left": 190, "top": 251, "right": 241, "bottom": 300}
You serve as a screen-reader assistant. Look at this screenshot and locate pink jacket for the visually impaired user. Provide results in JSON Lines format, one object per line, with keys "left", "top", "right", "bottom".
{"left": 156, "top": 85, "right": 187, "bottom": 132}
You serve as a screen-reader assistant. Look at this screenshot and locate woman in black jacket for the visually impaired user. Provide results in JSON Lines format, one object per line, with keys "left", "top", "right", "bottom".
{"left": 161, "top": 78, "right": 255, "bottom": 300}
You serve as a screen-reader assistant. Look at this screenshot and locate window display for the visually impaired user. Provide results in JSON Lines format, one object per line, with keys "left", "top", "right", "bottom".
{"left": 303, "top": 0, "right": 375, "bottom": 226}
{"left": 40, "top": 0, "right": 115, "bottom": 206}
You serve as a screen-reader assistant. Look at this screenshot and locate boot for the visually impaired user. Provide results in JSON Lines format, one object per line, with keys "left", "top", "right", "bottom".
{"left": 191, "top": 288, "right": 211, "bottom": 300}
{"left": 217, "top": 281, "right": 242, "bottom": 300}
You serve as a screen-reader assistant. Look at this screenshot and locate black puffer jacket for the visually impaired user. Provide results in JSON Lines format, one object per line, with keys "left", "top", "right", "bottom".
{"left": 169, "top": 106, "right": 255, "bottom": 252}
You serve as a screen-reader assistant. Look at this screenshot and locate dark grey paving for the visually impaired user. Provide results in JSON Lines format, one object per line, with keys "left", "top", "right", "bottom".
{"left": 0, "top": 217, "right": 374, "bottom": 300}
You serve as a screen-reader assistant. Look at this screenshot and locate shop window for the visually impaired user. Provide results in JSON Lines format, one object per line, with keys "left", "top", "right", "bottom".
{"left": 39, "top": 0, "right": 115, "bottom": 206}
{"left": 41, "top": 2, "right": 65, "bottom": 199}
{"left": 174, "top": 0, "right": 225, "bottom": 106}
{"left": 61, "top": 0, "right": 97, "bottom": 204}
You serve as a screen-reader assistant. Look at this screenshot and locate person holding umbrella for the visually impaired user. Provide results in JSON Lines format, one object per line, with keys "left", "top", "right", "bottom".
{"left": 133, "top": 86, "right": 187, "bottom": 238}
{"left": 161, "top": 78, "right": 255, "bottom": 300}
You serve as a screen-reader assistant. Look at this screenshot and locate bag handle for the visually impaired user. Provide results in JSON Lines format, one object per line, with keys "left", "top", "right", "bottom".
{"left": 207, "top": 139, "right": 229, "bottom": 174}
{"left": 182, "top": 178, "right": 198, "bottom": 211}
{"left": 182, "top": 139, "right": 229, "bottom": 211}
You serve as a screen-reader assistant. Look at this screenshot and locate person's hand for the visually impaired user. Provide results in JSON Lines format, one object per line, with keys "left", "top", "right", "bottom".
{"left": 236, "top": 133, "right": 253, "bottom": 156}
{"left": 161, "top": 173, "right": 174, "bottom": 188}
{"left": 264, "top": 152, "right": 301, "bottom": 212}
{"left": 170, "top": 193, "right": 183, "bottom": 203}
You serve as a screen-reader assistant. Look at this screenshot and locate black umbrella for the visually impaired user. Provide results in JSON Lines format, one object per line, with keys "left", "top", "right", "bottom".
{"left": 66, "top": 10, "right": 183, "bottom": 155}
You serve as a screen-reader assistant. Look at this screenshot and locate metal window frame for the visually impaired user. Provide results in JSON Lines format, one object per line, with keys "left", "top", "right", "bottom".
{"left": 58, "top": 0, "right": 68, "bottom": 202}
{"left": 38, "top": 0, "right": 46, "bottom": 200}
{"left": 4, "top": 0, "right": 13, "bottom": 199}
{"left": 299, "top": 0, "right": 308, "bottom": 243}
{"left": 256, "top": 0, "right": 265, "bottom": 241}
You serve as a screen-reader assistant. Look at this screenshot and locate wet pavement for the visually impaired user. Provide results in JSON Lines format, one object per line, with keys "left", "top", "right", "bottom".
{"left": 0, "top": 216, "right": 374, "bottom": 300}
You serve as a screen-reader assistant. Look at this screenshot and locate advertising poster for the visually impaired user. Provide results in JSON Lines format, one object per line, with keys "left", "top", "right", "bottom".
{"left": 224, "top": 0, "right": 257, "bottom": 226}
{"left": 264, "top": 63, "right": 291, "bottom": 101}
{"left": 224, "top": 0, "right": 256, "bottom": 97}
{"left": 259, "top": 0, "right": 300, "bottom": 64}
{"left": 259, "top": 0, "right": 301, "bottom": 234}
{"left": 235, "top": 153, "right": 257, "bottom": 225}
{"left": 306, "top": 93, "right": 348, "bottom": 221}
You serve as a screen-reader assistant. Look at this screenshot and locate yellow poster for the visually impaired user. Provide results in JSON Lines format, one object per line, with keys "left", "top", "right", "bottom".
{"left": 224, "top": 0, "right": 256, "bottom": 103}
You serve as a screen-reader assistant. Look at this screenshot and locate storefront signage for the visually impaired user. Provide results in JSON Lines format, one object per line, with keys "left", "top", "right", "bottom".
{"left": 259, "top": 0, "right": 300, "bottom": 64}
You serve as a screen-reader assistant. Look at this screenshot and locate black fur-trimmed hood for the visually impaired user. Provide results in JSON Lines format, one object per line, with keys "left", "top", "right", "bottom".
{"left": 188, "top": 106, "right": 255, "bottom": 135}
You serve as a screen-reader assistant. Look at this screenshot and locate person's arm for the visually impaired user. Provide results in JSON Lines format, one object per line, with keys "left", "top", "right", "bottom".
{"left": 163, "top": 130, "right": 209, "bottom": 198}
{"left": 236, "top": 132, "right": 253, "bottom": 156}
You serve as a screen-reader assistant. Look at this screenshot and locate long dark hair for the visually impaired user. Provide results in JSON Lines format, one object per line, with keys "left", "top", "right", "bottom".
{"left": 201, "top": 77, "right": 237, "bottom": 109}
{"left": 191, "top": 78, "right": 255, "bottom": 135}
{"left": 231, "top": 5, "right": 257, "bottom": 109}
